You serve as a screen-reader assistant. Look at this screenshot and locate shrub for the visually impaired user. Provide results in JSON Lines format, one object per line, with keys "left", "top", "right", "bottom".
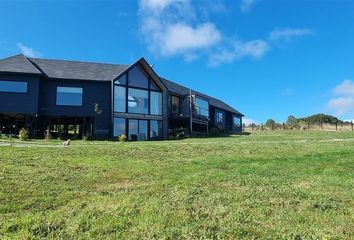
{"left": 82, "top": 134, "right": 90, "bottom": 141}
{"left": 18, "top": 128, "right": 28, "bottom": 141}
{"left": 209, "top": 128, "right": 221, "bottom": 137}
{"left": 169, "top": 127, "right": 186, "bottom": 140}
{"left": 118, "top": 134, "right": 127, "bottom": 142}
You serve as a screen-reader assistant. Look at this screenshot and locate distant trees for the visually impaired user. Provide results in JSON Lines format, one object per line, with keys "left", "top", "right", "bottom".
{"left": 265, "top": 119, "right": 276, "bottom": 129}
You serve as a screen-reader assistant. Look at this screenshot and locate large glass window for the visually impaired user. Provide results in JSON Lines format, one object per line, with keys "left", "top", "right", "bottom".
{"left": 114, "top": 86, "right": 126, "bottom": 112}
{"left": 150, "top": 91, "right": 162, "bottom": 115}
{"left": 0, "top": 80, "right": 27, "bottom": 93}
{"left": 113, "top": 118, "right": 126, "bottom": 136}
{"left": 115, "top": 74, "right": 126, "bottom": 85}
{"left": 56, "top": 87, "right": 82, "bottom": 106}
{"left": 150, "top": 120, "right": 163, "bottom": 139}
{"left": 128, "top": 119, "right": 148, "bottom": 141}
{"left": 128, "top": 88, "right": 148, "bottom": 114}
{"left": 128, "top": 65, "right": 149, "bottom": 89}
{"left": 194, "top": 97, "right": 209, "bottom": 117}
{"left": 171, "top": 95, "right": 180, "bottom": 115}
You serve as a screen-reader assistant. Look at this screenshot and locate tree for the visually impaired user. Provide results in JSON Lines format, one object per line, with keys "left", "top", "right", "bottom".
{"left": 265, "top": 119, "right": 276, "bottom": 130}
{"left": 286, "top": 115, "right": 297, "bottom": 127}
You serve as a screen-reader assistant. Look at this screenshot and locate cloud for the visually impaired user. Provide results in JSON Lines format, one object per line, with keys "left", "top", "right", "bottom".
{"left": 240, "top": 0, "right": 255, "bottom": 13}
{"left": 243, "top": 117, "right": 258, "bottom": 125}
{"left": 17, "top": 43, "right": 42, "bottom": 58}
{"left": 327, "top": 80, "right": 354, "bottom": 116}
{"left": 269, "top": 28, "right": 315, "bottom": 42}
{"left": 208, "top": 39, "right": 270, "bottom": 66}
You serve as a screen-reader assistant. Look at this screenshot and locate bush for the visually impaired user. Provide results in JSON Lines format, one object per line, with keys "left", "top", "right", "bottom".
{"left": 118, "top": 134, "right": 127, "bottom": 142}
{"left": 209, "top": 128, "right": 221, "bottom": 137}
{"left": 18, "top": 128, "right": 28, "bottom": 141}
{"left": 169, "top": 127, "right": 186, "bottom": 140}
{"left": 82, "top": 134, "right": 90, "bottom": 141}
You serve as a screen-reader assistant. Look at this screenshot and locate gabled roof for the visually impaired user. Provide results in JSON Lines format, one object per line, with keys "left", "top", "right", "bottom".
{"left": 0, "top": 54, "right": 42, "bottom": 75}
{"left": 28, "top": 57, "right": 130, "bottom": 81}
{"left": 161, "top": 78, "right": 244, "bottom": 116}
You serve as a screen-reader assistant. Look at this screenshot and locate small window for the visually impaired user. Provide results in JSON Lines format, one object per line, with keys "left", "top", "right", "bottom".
{"left": 233, "top": 116, "right": 241, "bottom": 127}
{"left": 216, "top": 111, "right": 224, "bottom": 125}
{"left": 56, "top": 87, "right": 83, "bottom": 106}
{"left": 0, "top": 80, "right": 27, "bottom": 93}
{"left": 194, "top": 97, "right": 209, "bottom": 117}
{"left": 171, "top": 95, "right": 180, "bottom": 115}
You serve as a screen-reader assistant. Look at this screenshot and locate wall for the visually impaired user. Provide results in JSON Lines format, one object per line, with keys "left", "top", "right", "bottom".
{"left": 0, "top": 73, "right": 40, "bottom": 114}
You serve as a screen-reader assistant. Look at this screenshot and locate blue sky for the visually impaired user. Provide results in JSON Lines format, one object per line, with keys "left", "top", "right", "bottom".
{"left": 1, "top": 0, "right": 354, "bottom": 124}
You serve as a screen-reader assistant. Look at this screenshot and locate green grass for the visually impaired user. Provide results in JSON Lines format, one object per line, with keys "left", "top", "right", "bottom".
{"left": 1, "top": 131, "right": 354, "bottom": 239}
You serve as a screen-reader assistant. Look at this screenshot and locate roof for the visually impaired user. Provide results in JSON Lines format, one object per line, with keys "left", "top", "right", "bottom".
{"left": 0, "top": 54, "right": 42, "bottom": 75}
{"left": 160, "top": 78, "right": 244, "bottom": 116}
{"left": 28, "top": 57, "right": 130, "bottom": 81}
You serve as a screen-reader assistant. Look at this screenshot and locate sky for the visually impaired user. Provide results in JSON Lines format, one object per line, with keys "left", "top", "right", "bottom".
{"left": 1, "top": 0, "right": 354, "bottom": 124}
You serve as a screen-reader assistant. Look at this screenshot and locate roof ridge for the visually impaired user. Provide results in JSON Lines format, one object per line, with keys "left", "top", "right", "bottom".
{"left": 28, "top": 56, "right": 130, "bottom": 67}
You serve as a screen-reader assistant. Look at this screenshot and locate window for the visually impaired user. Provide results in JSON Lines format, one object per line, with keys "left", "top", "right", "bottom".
{"left": 56, "top": 87, "right": 82, "bottom": 106}
{"left": 216, "top": 110, "right": 224, "bottom": 126}
{"left": 171, "top": 95, "right": 180, "bottom": 115}
{"left": 114, "top": 86, "right": 126, "bottom": 112}
{"left": 128, "top": 88, "right": 148, "bottom": 114}
{"left": 113, "top": 118, "right": 125, "bottom": 136}
{"left": 194, "top": 97, "right": 209, "bottom": 117}
{"left": 0, "top": 80, "right": 27, "bottom": 93}
{"left": 150, "top": 120, "right": 163, "bottom": 139}
{"left": 150, "top": 91, "right": 162, "bottom": 115}
{"left": 128, "top": 65, "right": 149, "bottom": 89}
{"left": 233, "top": 116, "right": 241, "bottom": 127}
{"left": 128, "top": 119, "right": 148, "bottom": 141}
{"left": 115, "top": 74, "right": 126, "bottom": 85}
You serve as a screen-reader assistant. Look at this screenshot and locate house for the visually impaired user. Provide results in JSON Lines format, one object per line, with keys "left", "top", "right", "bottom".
{"left": 0, "top": 54, "right": 244, "bottom": 140}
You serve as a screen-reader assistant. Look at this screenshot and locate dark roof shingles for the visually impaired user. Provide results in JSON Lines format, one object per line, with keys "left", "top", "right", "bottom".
{"left": 0, "top": 54, "right": 42, "bottom": 74}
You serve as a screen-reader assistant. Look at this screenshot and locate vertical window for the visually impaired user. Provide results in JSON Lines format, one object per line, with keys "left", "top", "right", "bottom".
{"left": 150, "top": 120, "right": 163, "bottom": 139}
{"left": 138, "top": 120, "right": 148, "bottom": 141}
{"left": 128, "top": 88, "right": 148, "bottom": 114}
{"left": 215, "top": 110, "right": 225, "bottom": 128}
{"left": 128, "top": 65, "right": 149, "bottom": 89}
{"left": 114, "top": 86, "right": 126, "bottom": 112}
{"left": 113, "top": 118, "right": 126, "bottom": 136}
{"left": 171, "top": 95, "right": 180, "bottom": 115}
{"left": 194, "top": 97, "right": 209, "bottom": 117}
{"left": 150, "top": 91, "right": 162, "bottom": 115}
{"left": 233, "top": 116, "right": 241, "bottom": 128}
{"left": 128, "top": 119, "right": 148, "bottom": 141}
{"left": 0, "top": 80, "right": 27, "bottom": 93}
{"left": 56, "top": 87, "right": 83, "bottom": 106}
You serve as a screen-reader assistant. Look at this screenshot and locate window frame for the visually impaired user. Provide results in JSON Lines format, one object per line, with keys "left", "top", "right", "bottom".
{"left": 0, "top": 80, "right": 28, "bottom": 93}
{"left": 56, "top": 86, "right": 83, "bottom": 106}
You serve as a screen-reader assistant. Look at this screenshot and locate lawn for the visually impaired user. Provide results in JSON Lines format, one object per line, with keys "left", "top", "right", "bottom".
{"left": 1, "top": 131, "right": 354, "bottom": 239}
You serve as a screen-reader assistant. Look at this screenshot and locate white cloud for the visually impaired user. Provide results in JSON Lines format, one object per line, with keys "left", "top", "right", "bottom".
{"left": 327, "top": 80, "right": 354, "bottom": 116}
{"left": 208, "top": 39, "right": 270, "bottom": 66}
{"left": 17, "top": 43, "right": 42, "bottom": 58}
{"left": 269, "top": 28, "right": 314, "bottom": 42}
{"left": 243, "top": 117, "right": 258, "bottom": 125}
{"left": 240, "top": 0, "right": 255, "bottom": 13}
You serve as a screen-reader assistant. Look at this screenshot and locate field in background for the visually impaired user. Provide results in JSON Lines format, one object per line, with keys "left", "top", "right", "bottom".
{"left": 1, "top": 131, "right": 354, "bottom": 239}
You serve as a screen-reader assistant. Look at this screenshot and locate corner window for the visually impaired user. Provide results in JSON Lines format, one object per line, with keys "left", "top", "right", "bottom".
{"left": 0, "top": 80, "right": 27, "bottom": 93}
{"left": 56, "top": 87, "right": 83, "bottom": 106}
{"left": 233, "top": 116, "right": 241, "bottom": 127}
{"left": 128, "top": 88, "right": 148, "bottom": 114}
{"left": 150, "top": 91, "right": 162, "bottom": 115}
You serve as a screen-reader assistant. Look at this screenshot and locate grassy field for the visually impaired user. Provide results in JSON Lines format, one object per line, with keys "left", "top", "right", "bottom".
{"left": 1, "top": 131, "right": 354, "bottom": 239}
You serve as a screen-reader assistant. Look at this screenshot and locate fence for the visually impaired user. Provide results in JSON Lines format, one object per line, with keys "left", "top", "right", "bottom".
{"left": 243, "top": 121, "right": 354, "bottom": 132}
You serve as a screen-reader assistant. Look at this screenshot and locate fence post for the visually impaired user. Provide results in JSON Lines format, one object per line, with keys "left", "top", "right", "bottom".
{"left": 261, "top": 123, "right": 264, "bottom": 131}
{"left": 252, "top": 123, "right": 254, "bottom": 131}
{"left": 283, "top": 122, "right": 285, "bottom": 130}
{"left": 320, "top": 121, "right": 323, "bottom": 130}
{"left": 351, "top": 121, "right": 353, "bottom": 131}
{"left": 335, "top": 121, "right": 338, "bottom": 131}
{"left": 307, "top": 121, "right": 310, "bottom": 130}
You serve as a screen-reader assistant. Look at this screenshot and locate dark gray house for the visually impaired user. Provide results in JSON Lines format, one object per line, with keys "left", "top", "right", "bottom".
{"left": 0, "top": 54, "right": 243, "bottom": 140}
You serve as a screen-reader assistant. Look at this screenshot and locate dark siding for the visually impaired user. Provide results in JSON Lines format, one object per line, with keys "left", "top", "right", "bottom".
{"left": 0, "top": 74, "right": 40, "bottom": 114}
{"left": 39, "top": 79, "right": 111, "bottom": 137}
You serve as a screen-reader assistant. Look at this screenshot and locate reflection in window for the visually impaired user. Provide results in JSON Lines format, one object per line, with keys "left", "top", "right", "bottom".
{"left": 150, "top": 91, "right": 162, "bottom": 115}
{"left": 216, "top": 110, "right": 224, "bottom": 127}
{"left": 114, "top": 86, "right": 126, "bottom": 112}
{"left": 128, "top": 119, "right": 148, "bottom": 141}
{"left": 56, "top": 87, "right": 82, "bottom": 106}
{"left": 113, "top": 118, "right": 125, "bottom": 136}
{"left": 114, "top": 74, "right": 126, "bottom": 85}
{"left": 150, "top": 120, "right": 162, "bottom": 139}
{"left": 128, "top": 65, "right": 149, "bottom": 89}
{"left": 194, "top": 97, "right": 209, "bottom": 117}
{"left": 233, "top": 116, "right": 241, "bottom": 127}
{"left": 128, "top": 88, "right": 148, "bottom": 114}
{"left": 0, "top": 80, "right": 27, "bottom": 93}
{"left": 171, "top": 95, "right": 180, "bottom": 115}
